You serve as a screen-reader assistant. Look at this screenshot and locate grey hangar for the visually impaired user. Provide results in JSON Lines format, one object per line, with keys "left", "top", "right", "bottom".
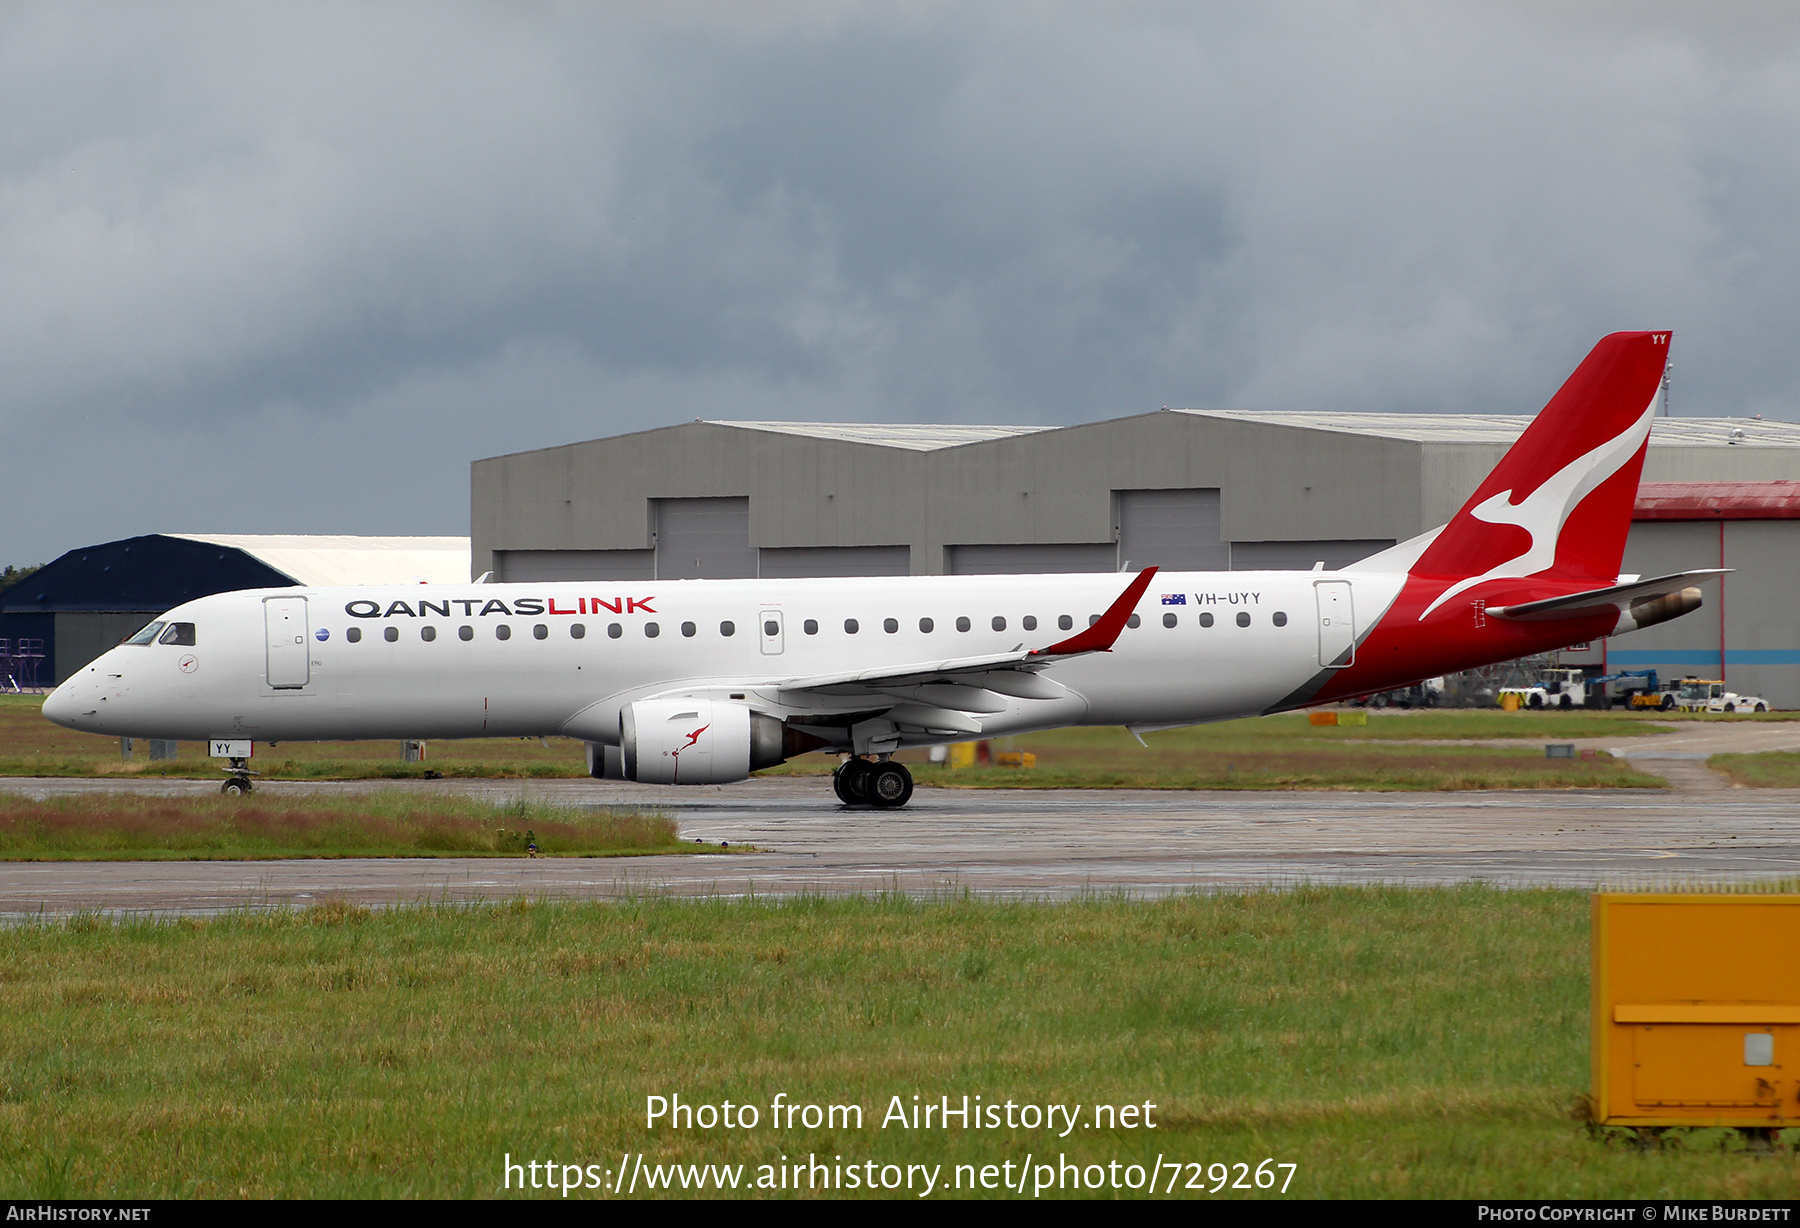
{"left": 473, "top": 409, "right": 1800, "bottom": 708}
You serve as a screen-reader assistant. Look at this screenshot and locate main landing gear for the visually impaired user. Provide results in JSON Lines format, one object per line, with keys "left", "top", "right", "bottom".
{"left": 220, "top": 757, "right": 255, "bottom": 796}
{"left": 832, "top": 757, "right": 914, "bottom": 809}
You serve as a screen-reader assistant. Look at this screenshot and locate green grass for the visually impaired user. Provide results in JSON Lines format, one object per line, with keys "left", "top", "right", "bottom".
{"left": 775, "top": 719, "right": 1672, "bottom": 790}
{"left": 0, "top": 696, "right": 1682, "bottom": 790}
{"left": 0, "top": 695, "right": 585, "bottom": 780}
{"left": 1709, "top": 751, "right": 1800, "bottom": 789}
{"left": 1, "top": 889, "right": 1793, "bottom": 1199}
{"left": 0, "top": 793, "right": 688, "bottom": 860}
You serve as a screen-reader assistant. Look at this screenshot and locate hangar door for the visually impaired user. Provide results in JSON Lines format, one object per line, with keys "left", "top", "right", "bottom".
{"left": 1314, "top": 580, "right": 1355, "bottom": 668}
{"left": 654, "top": 498, "right": 755, "bottom": 580}
{"left": 265, "top": 596, "right": 310, "bottom": 688}
{"left": 1116, "top": 489, "right": 1227, "bottom": 571}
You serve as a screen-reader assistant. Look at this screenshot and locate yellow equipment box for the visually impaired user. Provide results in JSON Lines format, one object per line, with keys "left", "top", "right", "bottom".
{"left": 1592, "top": 894, "right": 1800, "bottom": 1126}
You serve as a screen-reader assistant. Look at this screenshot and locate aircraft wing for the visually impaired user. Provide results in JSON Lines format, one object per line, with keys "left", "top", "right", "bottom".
{"left": 1487, "top": 569, "right": 1727, "bottom": 621}
{"left": 628, "top": 569, "right": 1160, "bottom": 732}
{"left": 768, "top": 566, "right": 1159, "bottom": 690}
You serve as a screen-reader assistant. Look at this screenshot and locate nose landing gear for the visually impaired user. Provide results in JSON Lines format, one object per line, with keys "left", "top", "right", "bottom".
{"left": 220, "top": 757, "right": 256, "bottom": 796}
{"left": 832, "top": 757, "right": 913, "bottom": 808}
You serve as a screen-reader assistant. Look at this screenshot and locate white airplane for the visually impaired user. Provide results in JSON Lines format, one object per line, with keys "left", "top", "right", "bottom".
{"left": 44, "top": 332, "right": 1719, "bottom": 806}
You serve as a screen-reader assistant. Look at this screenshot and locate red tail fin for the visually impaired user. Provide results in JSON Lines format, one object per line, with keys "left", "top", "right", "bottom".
{"left": 1411, "top": 331, "right": 1669, "bottom": 618}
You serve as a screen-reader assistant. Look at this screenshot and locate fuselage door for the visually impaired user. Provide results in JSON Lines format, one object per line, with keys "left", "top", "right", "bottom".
{"left": 1314, "top": 580, "right": 1355, "bottom": 668}
{"left": 759, "top": 609, "right": 784, "bottom": 656}
{"left": 265, "top": 596, "right": 311, "bottom": 688}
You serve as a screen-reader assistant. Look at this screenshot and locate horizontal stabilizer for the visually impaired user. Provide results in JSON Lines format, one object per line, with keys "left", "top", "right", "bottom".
{"left": 1488, "top": 569, "right": 1727, "bottom": 621}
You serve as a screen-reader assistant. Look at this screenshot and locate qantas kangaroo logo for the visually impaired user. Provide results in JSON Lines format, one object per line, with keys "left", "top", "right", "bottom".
{"left": 667, "top": 724, "right": 710, "bottom": 783}
{"left": 1418, "top": 399, "right": 1658, "bottom": 619}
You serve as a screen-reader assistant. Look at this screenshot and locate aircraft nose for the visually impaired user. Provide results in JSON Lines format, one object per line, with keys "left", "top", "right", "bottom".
{"left": 40, "top": 679, "right": 91, "bottom": 729}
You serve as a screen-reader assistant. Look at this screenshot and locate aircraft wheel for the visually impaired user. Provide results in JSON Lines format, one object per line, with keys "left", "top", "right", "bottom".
{"left": 832, "top": 759, "right": 871, "bottom": 806}
{"left": 866, "top": 762, "right": 914, "bottom": 809}
{"left": 221, "top": 778, "right": 251, "bottom": 796}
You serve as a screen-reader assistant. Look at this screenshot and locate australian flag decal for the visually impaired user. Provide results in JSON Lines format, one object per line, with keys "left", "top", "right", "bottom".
{"left": 1160, "top": 593, "right": 1186, "bottom": 605}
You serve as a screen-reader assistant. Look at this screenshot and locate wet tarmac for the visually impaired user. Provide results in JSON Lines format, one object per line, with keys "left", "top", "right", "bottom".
{"left": 3, "top": 762, "right": 1799, "bottom": 914}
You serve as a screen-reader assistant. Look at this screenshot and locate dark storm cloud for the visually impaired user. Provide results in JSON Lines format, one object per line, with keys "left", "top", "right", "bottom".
{"left": 5, "top": 2, "right": 1800, "bottom": 563}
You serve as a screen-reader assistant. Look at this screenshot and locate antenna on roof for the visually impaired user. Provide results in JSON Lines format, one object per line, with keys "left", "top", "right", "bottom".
{"left": 1661, "top": 360, "right": 1671, "bottom": 418}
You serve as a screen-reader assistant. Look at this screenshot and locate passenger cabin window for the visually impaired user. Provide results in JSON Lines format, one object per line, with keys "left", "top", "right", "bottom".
{"left": 570, "top": 623, "right": 585, "bottom": 639}
{"left": 458, "top": 625, "right": 473, "bottom": 641}
{"left": 423, "top": 627, "right": 439, "bottom": 642}
{"left": 919, "top": 617, "right": 934, "bottom": 633}
{"left": 884, "top": 618, "right": 898, "bottom": 634}
{"left": 385, "top": 627, "right": 400, "bottom": 642}
{"left": 955, "top": 616, "right": 971, "bottom": 632}
{"left": 1236, "top": 612, "right": 1251, "bottom": 627}
{"left": 1089, "top": 614, "right": 1101, "bottom": 626}
{"left": 720, "top": 621, "right": 735, "bottom": 637}
{"left": 1126, "top": 614, "right": 1140, "bottom": 629}
{"left": 495, "top": 625, "right": 511, "bottom": 641}
{"left": 125, "top": 621, "right": 166, "bottom": 646}
{"left": 1199, "top": 612, "right": 1214, "bottom": 628}
{"left": 1272, "top": 611, "right": 1288, "bottom": 627}
{"left": 158, "top": 623, "right": 196, "bottom": 646}
{"left": 991, "top": 616, "right": 1006, "bottom": 632}
{"left": 764, "top": 619, "right": 780, "bottom": 638}
{"left": 1162, "top": 612, "right": 1177, "bottom": 628}
{"left": 1057, "top": 615, "right": 1073, "bottom": 631}
{"left": 803, "top": 619, "right": 819, "bottom": 635}
{"left": 347, "top": 627, "right": 362, "bottom": 643}
{"left": 681, "top": 622, "right": 697, "bottom": 638}
{"left": 845, "top": 619, "right": 859, "bottom": 634}
{"left": 1023, "top": 615, "right": 1037, "bottom": 631}
{"left": 535, "top": 623, "right": 549, "bottom": 639}
{"left": 608, "top": 623, "right": 622, "bottom": 639}
{"left": 645, "top": 622, "right": 660, "bottom": 638}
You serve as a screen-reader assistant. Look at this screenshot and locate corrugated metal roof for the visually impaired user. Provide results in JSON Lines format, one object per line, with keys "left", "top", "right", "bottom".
{"left": 1172, "top": 409, "right": 1800, "bottom": 447}
{"left": 168, "top": 534, "right": 471, "bottom": 586}
{"left": 707, "top": 421, "right": 1049, "bottom": 451}
{"left": 1633, "top": 482, "right": 1800, "bottom": 520}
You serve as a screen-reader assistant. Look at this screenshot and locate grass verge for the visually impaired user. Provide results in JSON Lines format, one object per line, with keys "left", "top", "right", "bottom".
{"left": 775, "top": 722, "right": 1670, "bottom": 790}
{"left": 1, "top": 889, "right": 1793, "bottom": 1198}
{"left": 0, "top": 696, "right": 1686, "bottom": 790}
{"left": 1708, "top": 751, "right": 1800, "bottom": 789}
{"left": 0, "top": 793, "right": 685, "bottom": 860}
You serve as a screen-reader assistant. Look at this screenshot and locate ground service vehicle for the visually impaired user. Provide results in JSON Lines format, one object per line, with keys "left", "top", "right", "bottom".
{"left": 1590, "top": 669, "right": 1669, "bottom": 709}
{"left": 1672, "top": 679, "right": 1769, "bottom": 714}
{"left": 43, "top": 333, "right": 1726, "bottom": 807}
{"left": 1499, "top": 668, "right": 1594, "bottom": 710}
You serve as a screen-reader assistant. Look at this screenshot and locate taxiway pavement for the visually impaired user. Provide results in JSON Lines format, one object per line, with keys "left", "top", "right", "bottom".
{"left": 3, "top": 768, "right": 1799, "bottom": 914}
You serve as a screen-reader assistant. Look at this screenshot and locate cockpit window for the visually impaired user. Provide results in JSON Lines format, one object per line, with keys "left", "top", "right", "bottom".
{"left": 158, "top": 623, "right": 196, "bottom": 646}
{"left": 125, "top": 621, "right": 166, "bottom": 646}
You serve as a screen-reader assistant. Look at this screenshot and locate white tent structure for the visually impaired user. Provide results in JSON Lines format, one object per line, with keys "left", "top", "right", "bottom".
{"left": 168, "top": 534, "right": 471, "bottom": 587}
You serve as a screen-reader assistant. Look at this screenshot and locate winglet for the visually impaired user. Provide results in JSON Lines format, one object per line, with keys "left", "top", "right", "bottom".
{"left": 1031, "top": 567, "right": 1159, "bottom": 657}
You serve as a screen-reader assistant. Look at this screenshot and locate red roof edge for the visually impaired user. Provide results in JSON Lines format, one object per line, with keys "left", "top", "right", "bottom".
{"left": 1633, "top": 481, "right": 1800, "bottom": 521}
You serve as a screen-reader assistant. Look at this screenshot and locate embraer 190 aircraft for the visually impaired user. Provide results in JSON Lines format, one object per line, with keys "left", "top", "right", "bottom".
{"left": 44, "top": 332, "right": 1719, "bottom": 807}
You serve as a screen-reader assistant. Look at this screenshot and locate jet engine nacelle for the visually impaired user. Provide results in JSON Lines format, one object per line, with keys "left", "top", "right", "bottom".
{"left": 586, "top": 698, "right": 809, "bottom": 785}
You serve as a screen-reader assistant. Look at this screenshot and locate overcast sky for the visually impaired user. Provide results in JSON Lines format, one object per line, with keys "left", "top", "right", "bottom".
{"left": 6, "top": 2, "right": 1800, "bottom": 566}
